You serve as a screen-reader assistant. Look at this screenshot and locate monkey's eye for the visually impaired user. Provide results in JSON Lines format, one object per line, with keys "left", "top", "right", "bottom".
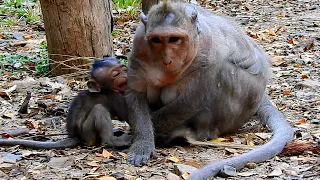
{"left": 169, "top": 37, "right": 180, "bottom": 43}
{"left": 111, "top": 71, "right": 120, "bottom": 77}
{"left": 122, "top": 67, "right": 128, "bottom": 72}
{"left": 151, "top": 37, "right": 161, "bottom": 43}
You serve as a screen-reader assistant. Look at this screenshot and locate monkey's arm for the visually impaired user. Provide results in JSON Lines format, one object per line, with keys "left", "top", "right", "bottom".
{"left": 187, "top": 94, "right": 294, "bottom": 180}
{"left": 0, "top": 138, "right": 79, "bottom": 149}
{"left": 125, "top": 89, "right": 155, "bottom": 166}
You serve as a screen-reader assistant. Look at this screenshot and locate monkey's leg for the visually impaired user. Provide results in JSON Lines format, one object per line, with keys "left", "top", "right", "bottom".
{"left": 88, "top": 104, "right": 132, "bottom": 147}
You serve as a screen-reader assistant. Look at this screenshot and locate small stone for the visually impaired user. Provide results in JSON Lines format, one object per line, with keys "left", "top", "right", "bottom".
{"left": 167, "top": 173, "right": 181, "bottom": 180}
{"left": 173, "top": 164, "right": 198, "bottom": 176}
{"left": 245, "top": 162, "right": 257, "bottom": 169}
{"left": 48, "top": 157, "right": 73, "bottom": 168}
{"left": 219, "top": 165, "right": 237, "bottom": 177}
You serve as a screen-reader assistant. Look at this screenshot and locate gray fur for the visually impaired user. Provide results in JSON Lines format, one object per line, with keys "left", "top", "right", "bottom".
{"left": 126, "top": 2, "right": 293, "bottom": 178}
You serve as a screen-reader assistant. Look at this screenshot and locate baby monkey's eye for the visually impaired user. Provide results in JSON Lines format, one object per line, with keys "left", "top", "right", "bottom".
{"left": 122, "top": 67, "right": 128, "bottom": 72}
{"left": 111, "top": 71, "right": 120, "bottom": 77}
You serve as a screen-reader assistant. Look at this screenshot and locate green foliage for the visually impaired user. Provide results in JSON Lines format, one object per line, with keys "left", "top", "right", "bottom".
{"left": 119, "top": 58, "right": 128, "bottom": 65}
{"left": 0, "top": 51, "right": 49, "bottom": 74}
{"left": 1, "top": 0, "right": 41, "bottom": 26}
{"left": 4, "top": 0, "right": 23, "bottom": 8}
{"left": 0, "top": 18, "right": 19, "bottom": 26}
{"left": 113, "top": 0, "right": 141, "bottom": 17}
{"left": 113, "top": 0, "right": 141, "bottom": 9}
{"left": 111, "top": 29, "right": 121, "bottom": 36}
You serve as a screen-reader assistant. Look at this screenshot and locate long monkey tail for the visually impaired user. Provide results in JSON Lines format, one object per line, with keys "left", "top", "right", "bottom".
{"left": 0, "top": 138, "right": 79, "bottom": 149}
{"left": 187, "top": 94, "right": 294, "bottom": 180}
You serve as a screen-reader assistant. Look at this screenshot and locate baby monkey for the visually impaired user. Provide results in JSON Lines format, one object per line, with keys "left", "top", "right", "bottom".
{"left": 0, "top": 57, "right": 131, "bottom": 149}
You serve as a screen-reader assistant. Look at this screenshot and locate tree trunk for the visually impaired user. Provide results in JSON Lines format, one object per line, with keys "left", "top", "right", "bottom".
{"left": 39, "top": 0, "right": 113, "bottom": 76}
{"left": 142, "top": 0, "right": 158, "bottom": 15}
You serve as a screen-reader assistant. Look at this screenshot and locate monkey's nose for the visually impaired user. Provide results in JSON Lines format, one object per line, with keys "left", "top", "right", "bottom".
{"left": 163, "top": 60, "right": 172, "bottom": 67}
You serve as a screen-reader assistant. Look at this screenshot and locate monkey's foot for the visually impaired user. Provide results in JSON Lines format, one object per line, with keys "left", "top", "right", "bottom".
{"left": 128, "top": 141, "right": 155, "bottom": 166}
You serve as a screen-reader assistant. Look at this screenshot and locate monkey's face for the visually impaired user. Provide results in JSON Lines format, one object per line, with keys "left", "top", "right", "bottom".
{"left": 108, "top": 64, "right": 128, "bottom": 92}
{"left": 145, "top": 27, "right": 198, "bottom": 87}
{"left": 89, "top": 64, "right": 128, "bottom": 93}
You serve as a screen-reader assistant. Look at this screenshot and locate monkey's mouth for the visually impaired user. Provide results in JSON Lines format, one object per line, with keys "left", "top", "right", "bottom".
{"left": 118, "top": 82, "right": 127, "bottom": 89}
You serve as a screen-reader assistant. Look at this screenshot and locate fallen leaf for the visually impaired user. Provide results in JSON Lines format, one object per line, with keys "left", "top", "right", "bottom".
{"left": 279, "top": 12, "right": 285, "bottom": 18}
{"left": 283, "top": 90, "right": 291, "bottom": 95}
{"left": 118, "top": 152, "right": 128, "bottom": 159}
{"left": 87, "top": 161, "right": 100, "bottom": 167}
{"left": 24, "top": 34, "right": 33, "bottom": 40}
{"left": 98, "top": 176, "right": 116, "bottom": 180}
{"left": 268, "top": 167, "right": 282, "bottom": 177}
{"left": 288, "top": 39, "right": 296, "bottom": 44}
{"left": 102, "top": 149, "right": 116, "bottom": 159}
{"left": 281, "top": 141, "right": 314, "bottom": 156}
{"left": 255, "top": 133, "right": 272, "bottom": 140}
{"left": 167, "top": 173, "right": 181, "bottom": 180}
{"left": 181, "top": 172, "right": 190, "bottom": 180}
{"left": 272, "top": 56, "right": 285, "bottom": 66}
{"left": 48, "top": 157, "right": 73, "bottom": 168}
{"left": 238, "top": 171, "right": 257, "bottom": 177}
{"left": 2, "top": 113, "right": 15, "bottom": 119}
{"left": 168, "top": 156, "right": 180, "bottom": 163}
{"left": 89, "top": 167, "right": 99, "bottom": 173}
{"left": 296, "top": 119, "right": 307, "bottom": 124}
{"left": 301, "top": 74, "right": 308, "bottom": 79}
{"left": 210, "top": 138, "right": 228, "bottom": 142}
{"left": 269, "top": 29, "right": 276, "bottom": 36}
{"left": 94, "top": 156, "right": 104, "bottom": 162}
{"left": 224, "top": 148, "right": 238, "bottom": 154}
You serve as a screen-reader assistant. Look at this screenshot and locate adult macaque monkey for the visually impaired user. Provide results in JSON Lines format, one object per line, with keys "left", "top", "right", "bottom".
{"left": 125, "top": 1, "right": 294, "bottom": 179}
{"left": 0, "top": 57, "right": 131, "bottom": 149}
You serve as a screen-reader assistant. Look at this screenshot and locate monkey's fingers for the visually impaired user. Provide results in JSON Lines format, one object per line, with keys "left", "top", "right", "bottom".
{"left": 128, "top": 141, "right": 155, "bottom": 166}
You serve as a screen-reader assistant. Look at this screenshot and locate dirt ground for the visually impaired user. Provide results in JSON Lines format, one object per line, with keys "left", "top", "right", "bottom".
{"left": 0, "top": 0, "right": 319, "bottom": 179}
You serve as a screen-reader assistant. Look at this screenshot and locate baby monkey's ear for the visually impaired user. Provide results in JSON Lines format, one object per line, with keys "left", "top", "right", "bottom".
{"left": 87, "top": 79, "right": 101, "bottom": 93}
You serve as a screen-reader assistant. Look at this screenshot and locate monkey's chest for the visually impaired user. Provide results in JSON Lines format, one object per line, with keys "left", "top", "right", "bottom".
{"left": 147, "top": 84, "right": 180, "bottom": 108}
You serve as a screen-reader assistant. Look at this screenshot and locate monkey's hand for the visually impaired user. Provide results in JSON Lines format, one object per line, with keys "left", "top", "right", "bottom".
{"left": 128, "top": 140, "right": 155, "bottom": 166}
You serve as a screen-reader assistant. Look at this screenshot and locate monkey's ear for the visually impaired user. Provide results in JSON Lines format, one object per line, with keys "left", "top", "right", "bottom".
{"left": 87, "top": 79, "right": 101, "bottom": 93}
{"left": 140, "top": 12, "right": 147, "bottom": 25}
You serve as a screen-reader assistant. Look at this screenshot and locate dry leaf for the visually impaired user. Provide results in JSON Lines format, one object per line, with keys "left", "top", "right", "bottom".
{"left": 269, "top": 29, "right": 276, "bottom": 36}
{"left": 288, "top": 39, "right": 296, "bottom": 44}
{"left": 272, "top": 56, "right": 285, "bottom": 66}
{"left": 118, "top": 152, "right": 128, "bottom": 159}
{"left": 224, "top": 148, "right": 239, "bottom": 154}
{"left": 238, "top": 171, "right": 257, "bottom": 177}
{"left": 94, "top": 156, "right": 104, "bottom": 162}
{"left": 244, "top": 134, "right": 254, "bottom": 146}
{"left": 98, "top": 176, "right": 117, "bottom": 180}
{"left": 2, "top": 113, "right": 15, "bottom": 119}
{"left": 102, "top": 149, "right": 116, "bottom": 159}
{"left": 283, "top": 90, "right": 291, "bottom": 95}
{"left": 24, "top": 34, "right": 32, "bottom": 40}
{"left": 281, "top": 141, "right": 314, "bottom": 156}
{"left": 168, "top": 156, "right": 180, "bottom": 163}
{"left": 181, "top": 172, "right": 190, "bottom": 180}
{"left": 268, "top": 167, "right": 282, "bottom": 177}
{"left": 297, "top": 119, "right": 307, "bottom": 124}
{"left": 279, "top": 12, "right": 285, "bottom": 18}
{"left": 89, "top": 167, "right": 99, "bottom": 173}
{"left": 301, "top": 74, "right": 308, "bottom": 79}
{"left": 210, "top": 138, "right": 228, "bottom": 142}
{"left": 87, "top": 161, "right": 100, "bottom": 167}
